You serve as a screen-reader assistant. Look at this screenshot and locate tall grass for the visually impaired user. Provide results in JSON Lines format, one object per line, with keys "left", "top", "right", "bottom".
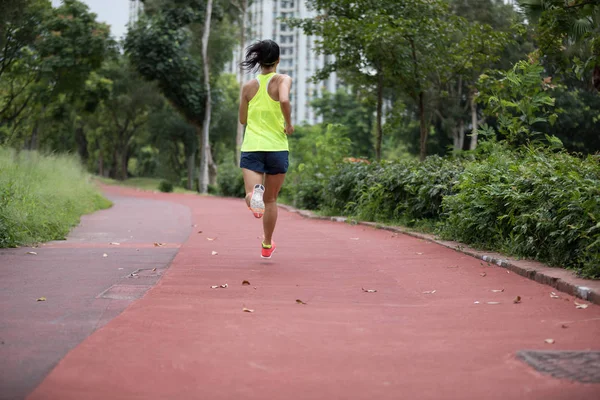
{"left": 0, "top": 148, "right": 111, "bottom": 247}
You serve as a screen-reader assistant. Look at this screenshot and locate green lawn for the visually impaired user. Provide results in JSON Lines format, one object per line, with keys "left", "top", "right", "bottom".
{"left": 0, "top": 148, "right": 112, "bottom": 247}
{"left": 96, "top": 177, "right": 197, "bottom": 194}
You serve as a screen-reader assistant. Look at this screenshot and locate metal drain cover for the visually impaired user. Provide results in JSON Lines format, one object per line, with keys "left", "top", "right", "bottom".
{"left": 517, "top": 350, "right": 600, "bottom": 383}
{"left": 97, "top": 284, "right": 152, "bottom": 300}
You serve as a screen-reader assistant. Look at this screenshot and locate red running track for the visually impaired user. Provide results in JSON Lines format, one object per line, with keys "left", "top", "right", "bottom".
{"left": 27, "top": 186, "right": 600, "bottom": 400}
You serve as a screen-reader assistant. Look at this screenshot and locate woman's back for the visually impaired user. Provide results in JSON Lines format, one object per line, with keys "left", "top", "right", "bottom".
{"left": 242, "top": 73, "right": 288, "bottom": 152}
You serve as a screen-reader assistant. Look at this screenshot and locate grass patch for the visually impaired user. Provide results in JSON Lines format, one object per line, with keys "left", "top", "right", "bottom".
{"left": 0, "top": 148, "right": 112, "bottom": 247}
{"left": 97, "top": 177, "right": 196, "bottom": 194}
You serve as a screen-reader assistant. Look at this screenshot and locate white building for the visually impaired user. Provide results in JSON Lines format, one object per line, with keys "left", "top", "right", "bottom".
{"left": 129, "top": 0, "right": 143, "bottom": 25}
{"left": 228, "top": 0, "right": 338, "bottom": 125}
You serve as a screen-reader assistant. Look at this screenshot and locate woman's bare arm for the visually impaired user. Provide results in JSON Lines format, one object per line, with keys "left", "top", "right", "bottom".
{"left": 278, "top": 75, "right": 293, "bottom": 135}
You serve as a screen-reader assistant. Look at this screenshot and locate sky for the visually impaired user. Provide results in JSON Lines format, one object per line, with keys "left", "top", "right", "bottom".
{"left": 51, "top": 0, "right": 130, "bottom": 41}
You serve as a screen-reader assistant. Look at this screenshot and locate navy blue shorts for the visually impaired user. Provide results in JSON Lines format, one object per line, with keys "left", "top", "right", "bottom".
{"left": 240, "top": 151, "right": 289, "bottom": 175}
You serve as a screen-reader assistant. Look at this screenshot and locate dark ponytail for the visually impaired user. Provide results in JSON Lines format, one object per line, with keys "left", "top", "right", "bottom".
{"left": 241, "top": 40, "right": 280, "bottom": 72}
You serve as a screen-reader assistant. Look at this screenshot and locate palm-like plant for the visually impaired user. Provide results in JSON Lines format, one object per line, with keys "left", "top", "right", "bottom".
{"left": 518, "top": 0, "right": 600, "bottom": 90}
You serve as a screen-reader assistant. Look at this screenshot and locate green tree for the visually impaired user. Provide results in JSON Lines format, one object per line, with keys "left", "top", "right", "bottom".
{"left": 518, "top": 0, "right": 600, "bottom": 91}
{"left": 126, "top": 0, "right": 237, "bottom": 192}
{"left": 311, "top": 89, "right": 374, "bottom": 158}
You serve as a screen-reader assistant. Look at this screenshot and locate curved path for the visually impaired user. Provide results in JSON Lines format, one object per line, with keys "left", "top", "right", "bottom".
{"left": 2, "top": 185, "right": 600, "bottom": 399}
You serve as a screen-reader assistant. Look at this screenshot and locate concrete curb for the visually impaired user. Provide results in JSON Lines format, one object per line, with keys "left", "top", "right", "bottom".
{"left": 278, "top": 204, "right": 600, "bottom": 306}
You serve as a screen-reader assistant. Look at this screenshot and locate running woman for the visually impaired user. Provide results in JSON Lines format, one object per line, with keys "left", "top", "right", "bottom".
{"left": 239, "top": 40, "right": 294, "bottom": 259}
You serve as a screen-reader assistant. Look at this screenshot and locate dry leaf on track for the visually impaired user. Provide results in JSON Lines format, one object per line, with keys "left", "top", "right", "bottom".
{"left": 152, "top": 268, "right": 157, "bottom": 272}
{"left": 362, "top": 288, "right": 377, "bottom": 293}
{"left": 422, "top": 290, "right": 436, "bottom": 294}
{"left": 211, "top": 251, "right": 218, "bottom": 256}
{"left": 550, "top": 292, "right": 560, "bottom": 299}
{"left": 480, "top": 272, "right": 487, "bottom": 277}
{"left": 242, "top": 307, "right": 254, "bottom": 313}
{"left": 211, "top": 283, "right": 227, "bottom": 289}
{"left": 513, "top": 296, "right": 521, "bottom": 304}
{"left": 545, "top": 339, "right": 555, "bottom": 344}
{"left": 37, "top": 297, "right": 46, "bottom": 302}
{"left": 242, "top": 280, "right": 251, "bottom": 286}
{"left": 574, "top": 302, "right": 589, "bottom": 309}
{"left": 207, "top": 237, "right": 215, "bottom": 241}
{"left": 296, "top": 299, "right": 307, "bottom": 305}
{"left": 26, "top": 251, "right": 37, "bottom": 255}
{"left": 491, "top": 289, "right": 504, "bottom": 293}
{"left": 154, "top": 242, "right": 165, "bottom": 247}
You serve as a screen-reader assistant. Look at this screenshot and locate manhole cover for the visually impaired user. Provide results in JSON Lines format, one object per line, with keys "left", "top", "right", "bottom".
{"left": 97, "top": 284, "right": 152, "bottom": 300}
{"left": 517, "top": 350, "right": 600, "bottom": 383}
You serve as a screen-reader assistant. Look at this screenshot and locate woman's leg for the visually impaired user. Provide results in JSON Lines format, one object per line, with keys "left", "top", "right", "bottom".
{"left": 262, "top": 173, "right": 286, "bottom": 246}
{"left": 242, "top": 168, "right": 264, "bottom": 208}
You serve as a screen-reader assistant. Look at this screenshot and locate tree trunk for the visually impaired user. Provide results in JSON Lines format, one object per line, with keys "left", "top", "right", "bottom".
{"left": 198, "top": 0, "right": 213, "bottom": 194}
{"left": 28, "top": 121, "right": 39, "bottom": 150}
{"left": 418, "top": 91, "right": 427, "bottom": 161}
{"left": 375, "top": 70, "right": 383, "bottom": 161}
{"left": 469, "top": 92, "right": 479, "bottom": 150}
{"left": 208, "top": 144, "right": 218, "bottom": 186}
{"left": 458, "top": 119, "right": 465, "bottom": 151}
{"left": 99, "top": 148, "right": 104, "bottom": 177}
{"left": 75, "top": 121, "right": 88, "bottom": 162}
{"left": 120, "top": 147, "right": 128, "bottom": 181}
{"left": 187, "top": 150, "right": 195, "bottom": 191}
{"left": 235, "top": 0, "right": 248, "bottom": 166}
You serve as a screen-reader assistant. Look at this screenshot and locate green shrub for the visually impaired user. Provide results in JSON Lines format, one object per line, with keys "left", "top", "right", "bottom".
{"left": 0, "top": 148, "right": 111, "bottom": 247}
{"left": 442, "top": 146, "right": 600, "bottom": 278}
{"left": 286, "top": 124, "right": 351, "bottom": 210}
{"left": 158, "top": 180, "right": 174, "bottom": 193}
{"left": 325, "top": 156, "right": 464, "bottom": 225}
{"left": 217, "top": 155, "right": 245, "bottom": 198}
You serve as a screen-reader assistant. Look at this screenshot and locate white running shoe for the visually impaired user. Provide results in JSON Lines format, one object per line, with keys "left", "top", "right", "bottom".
{"left": 249, "top": 184, "right": 265, "bottom": 218}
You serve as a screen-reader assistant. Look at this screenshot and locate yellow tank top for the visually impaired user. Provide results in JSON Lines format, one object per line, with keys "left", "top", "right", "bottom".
{"left": 242, "top": 72, "right": 288, "bottom": 152}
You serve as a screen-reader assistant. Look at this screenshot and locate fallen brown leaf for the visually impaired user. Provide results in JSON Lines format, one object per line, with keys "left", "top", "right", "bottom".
{"left": 220, "top": 284, "right": 228, "bottom": 288}
{"left": 480, "top": 272, "right": 487, "bottom": 277}
{"left": 211, "top": 251, "right": 218, "bottom": 256}
{"left": 491, "top": 289, "right": 504, "bottom": 293}
{"left": 574, "top": 302, "right": 589, "bottom": 309}
{"left": 242, "top": 307, "right": 254, "bottom": 313}
{"left": 26, "top": 251, "right": 37, "bottom": 255}
{"left": 550, "top": 292, "right": 560, "bottom": 299}
{"left": 207, "top": 237, "right": 216, "bottom": 241}
{"left": 422, "top": 290, "right": 436, "bottom": 294}
{"left": 362, "top": 288, "right": 377, "bottom": 293}
{"left": 242, "top": 280, "right": 251, "bottom": 286}
{"left": 37, "top": 297, "right": 46, "bottom": 302}
{"left": 152, "top": 268, "right": 157, "bottom": 272}
{"left": 545, "top": 339, "right": 555, "bottom": 344}
{"left": 154, "top": 242, "right": 165, "bottom": 247}
{"left": 561, "top": 324, "right": 568, "bottom": 329}
{"left": 296, "top": 299, "right": 307, "bottom": 305}
{"left": 513, "top": 296, "right": 521, "bottom": 304}
{"left": 210, "top": 285, "right": 219, "bottom": 289}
